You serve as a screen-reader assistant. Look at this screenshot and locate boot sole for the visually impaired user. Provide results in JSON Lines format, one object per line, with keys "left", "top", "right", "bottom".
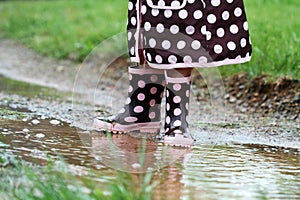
{"left": 93, "top": 118, "right": 160, "bottom": 134}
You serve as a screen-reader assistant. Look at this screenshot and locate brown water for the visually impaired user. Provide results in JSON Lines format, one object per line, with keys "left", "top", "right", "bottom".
{"left": 1, "top": 119, "right": 299, "bottom": 199}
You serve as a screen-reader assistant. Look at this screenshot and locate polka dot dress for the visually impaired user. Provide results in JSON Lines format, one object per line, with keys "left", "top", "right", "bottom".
{"left": 127, "top": 0, "right": 252, "bottom": 69}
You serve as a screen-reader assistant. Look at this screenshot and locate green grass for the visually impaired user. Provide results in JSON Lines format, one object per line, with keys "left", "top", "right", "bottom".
{"left": 221, "top": 0, "right": 300, "bottom": 79}
{"left": 0, "top": 0, "right": 299, "bottom": 79}
{"left": 0, "top": 154, "right": 157, "bottom": 200}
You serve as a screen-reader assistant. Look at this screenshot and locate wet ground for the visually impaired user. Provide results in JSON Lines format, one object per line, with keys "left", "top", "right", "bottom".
{"left": 0, "top": 39, "right": 300, "bottom": 199}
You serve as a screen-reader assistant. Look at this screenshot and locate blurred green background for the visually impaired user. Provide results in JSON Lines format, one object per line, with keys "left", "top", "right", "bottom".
{"left": 0, "top": 0, "right": 299, "bottom": 79}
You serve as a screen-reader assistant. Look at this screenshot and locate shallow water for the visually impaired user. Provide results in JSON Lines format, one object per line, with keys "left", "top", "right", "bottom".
{"left": 1, "top": 119, "right": 299, "bottom": 199}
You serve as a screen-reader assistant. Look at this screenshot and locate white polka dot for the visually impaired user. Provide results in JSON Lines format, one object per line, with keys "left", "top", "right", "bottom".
{"left": 125, "top": 117, "right": 137, "bottom": 123}
{"left": 162, "top": 40, "right": 171, "bottom": 49}
{"left": 227, "top": 0, "right": 233, "bottom": 3}
{"left": 134, "top": 106, "right": 143, "bottom": 113}
{"left": 173, "top": 96, "right": 181, "bottom": 103}
{"left": 138, "top": 80, "right": 146, "bottom": 88}
{"left": 118, "top": 108, "right": 125, "bottom": 114}
{"left": 183, "top": 56, "right": 192, "bottom": 63}
{"left": 214, "top": 44, "right": 223, "bottom": 54}
{"left": 131, "top": 17, "right": 136, "bottom": 26}
{"left": 147, "top": 53, "right": 152, "bottom": 62}
{"left": 186, "top": 90, "right": 190, "bottom": 97}
{"left": 199, "top": 56, "right": 208, "bottom": 64}
{"left": 188, "top": 0, "right": 195, "bottom": 3}
{"left": 144, "top": 22, "right": 151, "bottom": 31}
{"left": 128, "top": 85, "right": 133, "bottom": 93}
{"left": 156, "top": 23, "right": 164, "bottom": 33}
{"left": 201, "top": 25, "right": 207, "bottom": 35}
{"left": 227, "top": 41, "right": 236, "bottom": 50}
{"left": 179, "top": 10, "right": 188, "bottom": 19}
{"left": 217, "top": 28, "right": 225, "bottom": 37}
{"left": 174, "top": 108, "right": 182, "bottom": 116}
{"left": 126, "top": 97, "right": 131, "bottom": 104}
{"left": 168, "top": 55, "right": 177, "bottom": 64}
{"left": 166, "top": 90, "right": 169, "bottom": 97}
{"left": 141, "top": 5, "right": 147, "bottom": 15}
{"left": 230, "top": 24, "right": 239, "bottom": 34}
{"left": 207, "top": 14, "right": 217, "bottom": 24}
{"left": 170, "top": 25, "right": 179, "bottom": 34}
{"left": 186, "top": 26, "right": 195, "bottom": 35}
{"left": 234, "top": 7, "right": 242, "bottom": 17}
{"left": 173, "top": 83, "right": 181, "bottom": 91}
{"left": 150, "top": 87, "right": 157, "bottom": 94}
{"left": 222, "top": 11, "right": 230, "bottom": 20}
{"left": 243, "top": 21, "right": 249, "bottom": 31}
{"left": 185, "top": 102, "right": 189, "bottom": 110}
{"left": 158, "top": 0, "right": 165, "bottom": 6}
{"left": 240, "top": 38, "right": 247, "bottom": 48}
{"left": 211, "top": 0, "right": 220, "bottom": 7}
{"left": 171, "top": 0, "right": 180, "bottom": 7}
{"left": 166, "top": 103, "right": 170, "bottom": 111}
{"left": 166, "top": 116, "right": 171, "bottom": 124}
{"left": 128, "top": 32, "right": 132, "bottom": 41}
{"left": 150, "top": 75, "right": 158, "bottom": 82}
{"left": 150, "top": 99, "right": 156, "bottom": 107}
{"left": 173, "top": 120, "right": 182, "bottom": 127}
{"left": 206, "top": 31, "right": 212, "bottom": 40}
{"left": 191, "top": 40, "right": 201, "bottom": 50}
{"left": 151, "top": 9, "right": 159, "bottom": 17}
{"left": 193, "top": 10, "right": 203, "bottom": 19}
{"left": 149, "top": 38, "right": 156, "bottom": 48}
{"left": 130, "top": 47, "right": 134, "bottom": 55}
{"left": 137, "top": 93, "right": 145, "bottom": 101}
{"left": 177, "top": 40, "right": 186, "bottom": 49}
{"left": 164, "top": 10, "right": 172, "bottom": 18}
{"left": 149, "top": 112, "right": 156, "bottom": 119}
{"left": 128, "top": 2, "right": 133, "bottom": 10}
{"left": 155, "top": 55, "right": 163, "bottom": 63}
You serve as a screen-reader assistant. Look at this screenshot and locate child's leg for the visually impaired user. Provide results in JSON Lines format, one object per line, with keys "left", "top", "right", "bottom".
{"left": 163, "top": 68, "right": 194, "bottom": 147}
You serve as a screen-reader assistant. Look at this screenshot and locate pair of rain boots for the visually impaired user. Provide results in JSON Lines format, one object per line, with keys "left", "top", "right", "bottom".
{"left": 94, "top": 66, "right": 194, "bottom": 147}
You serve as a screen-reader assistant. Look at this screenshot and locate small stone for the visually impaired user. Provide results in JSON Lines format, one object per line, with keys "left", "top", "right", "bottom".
{"left": 240, "top": 107, "right": 248, "bottom": 113}
{"left": 22, "top": 128, "right": 30, "bottom": 133}
{"left": 31, "top": 119, "right": 40, "bottom": 125}
{"left": 239, "top": 85, "right": 245, "bottom": 90}
{"left": 35, "top": 133, "right": 45, "bottom": 139}
{"left": 49, "top": 119, "right": 60, "bottom": 125}
{"left": 237, "top": 100, "right": 243, "bottom": 105}
{"left": 132, "top": 163, "right": 141, "bottom": 169}
{"left": 229, "top": 96, "right": 237, "bottom": 103}
{"left": 224, "top": 94, "right": 230, "bottom": 99}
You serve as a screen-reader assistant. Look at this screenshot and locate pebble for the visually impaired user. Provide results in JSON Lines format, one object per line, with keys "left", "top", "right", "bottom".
{"left": 35, "top": 133, "right": 45, "bottom": 139}
{"left": 22, "top": 128, "right": 30, "bottom": 133}
{"left": 49, "top": 119, "right": 60, "bottom": 125}
{"left": 31, "top": 119, "right": 40, "bottom": 125}
{"left": 132, "top": 163, "right": 141, "bottom": 169}
{"left": 229, "top": 96, "right": 237, "bottom": 103}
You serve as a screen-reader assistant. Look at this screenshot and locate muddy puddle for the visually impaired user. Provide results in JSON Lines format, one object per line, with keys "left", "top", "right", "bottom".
{"left": 1, "top": 119, "right": 299, "bottom": 199}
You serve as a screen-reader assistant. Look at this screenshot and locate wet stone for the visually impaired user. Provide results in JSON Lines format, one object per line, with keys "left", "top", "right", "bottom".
{"left": 49, "top": 119, "right": 61, "bottom": 125}
{"left": 31, "top": 119, "right": 40, "bottom": 125}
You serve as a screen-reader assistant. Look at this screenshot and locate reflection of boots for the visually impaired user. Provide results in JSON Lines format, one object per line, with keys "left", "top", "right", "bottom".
{"left": 163, "top": 74, "right": 194, "bottom": 147}
{"left": 94, "top": 66, "right": 165, "bottom": 134}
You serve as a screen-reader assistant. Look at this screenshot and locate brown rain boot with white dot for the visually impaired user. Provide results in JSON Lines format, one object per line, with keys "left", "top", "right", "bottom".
{"left": 163, "top": 73, "right": 194, "bottom": 147}
{"left": 94, "top": 66, "right": 165, "bottom": 134}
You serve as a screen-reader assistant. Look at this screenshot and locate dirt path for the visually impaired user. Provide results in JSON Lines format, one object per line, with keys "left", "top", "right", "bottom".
{"left": 0, "top": 39, "right": 299, "bottom": 149}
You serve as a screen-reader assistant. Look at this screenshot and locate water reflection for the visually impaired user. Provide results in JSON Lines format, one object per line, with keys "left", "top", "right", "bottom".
{"left": 1, "top": 119, "right": 299, "bottom": 199}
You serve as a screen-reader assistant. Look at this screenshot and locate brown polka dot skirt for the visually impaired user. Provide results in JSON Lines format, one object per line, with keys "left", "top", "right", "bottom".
{"left": 127, "top": 0, "right": 252, "bottom": 69}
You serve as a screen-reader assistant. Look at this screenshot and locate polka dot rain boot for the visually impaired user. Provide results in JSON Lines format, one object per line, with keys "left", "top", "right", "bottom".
{"left": 94, "top": 66, "right": 165, "bottom": 134}
{"left": 163, "top": 73, "right": 195, "bottom": 147}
